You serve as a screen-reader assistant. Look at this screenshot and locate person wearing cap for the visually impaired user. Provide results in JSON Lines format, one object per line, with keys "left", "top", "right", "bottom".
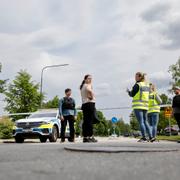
{"left": 127, "top": 72, "right": 153, "bottom": 142}
{"left": 148, "top": 83, "right": 162, "bottom": 142}
{"left": 172, "top": 86, "right": 180, "bottom": 143}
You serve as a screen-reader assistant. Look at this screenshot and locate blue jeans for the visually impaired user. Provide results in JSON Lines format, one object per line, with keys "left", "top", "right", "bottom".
{"left": 148, "top": 113, "right": 159, "bottom": 138}
{"left": 134, "top": 109, "right": 152, "bottom": 139}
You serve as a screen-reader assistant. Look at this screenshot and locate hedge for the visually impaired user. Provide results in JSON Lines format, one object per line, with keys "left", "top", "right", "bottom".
{"left": 0, "top": 116, "right": 14, "bottom": 139}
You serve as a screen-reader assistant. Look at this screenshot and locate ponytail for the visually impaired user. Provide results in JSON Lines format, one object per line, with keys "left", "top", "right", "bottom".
{"left": 142, "top": 73, "right": 147, "bottom": 82}
{"left": 80, "top": 74, "right": 91, "bottom": 90}
{"left": 80, "top": 80, "right": 85, "bottom": 90}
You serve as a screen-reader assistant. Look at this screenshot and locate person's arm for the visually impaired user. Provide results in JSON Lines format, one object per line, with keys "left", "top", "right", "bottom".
{"left": 86, "top": 85, "right": 94, "bottom": 100}
{"left": 59, "top": 99, "right": 64, "bottom": 120}
{"left": 155, "top": 93, "right": 162, "bottom": 105}
{"left": 128, "top": 84, "right": 139, "bottom": 97}
{"left": 73, "top": 99, "right": 77, "bottom": 117}
{"left": 172, "top": 97, "right": 175, "bottom": 108}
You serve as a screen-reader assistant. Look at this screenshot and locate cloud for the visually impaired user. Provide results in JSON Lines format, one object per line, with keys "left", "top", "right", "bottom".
{"left": 148, "top": 71, "right": 171, "bottom": 90}
{"left": 0, "top": 0, "right": 180, "bottom": 121}
{"left": 141, "top": 1, "right": 180, "bottom": 49}
{"left": 95, "top": 83, "right": 111, "bottom": 97}
{"left": 141, "top": 2, "right": 171, "bottom": 22}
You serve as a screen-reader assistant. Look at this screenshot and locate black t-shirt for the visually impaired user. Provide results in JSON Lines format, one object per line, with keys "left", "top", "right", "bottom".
{"left": 172, "top": 95, "right": 180, "bottom": 114}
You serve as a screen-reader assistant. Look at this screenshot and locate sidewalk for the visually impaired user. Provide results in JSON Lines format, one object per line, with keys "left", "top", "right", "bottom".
{"left": 0, "top": 136, "right": 178, "bottom": 144}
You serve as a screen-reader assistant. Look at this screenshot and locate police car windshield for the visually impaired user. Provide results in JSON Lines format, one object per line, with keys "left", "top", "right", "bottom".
{"left": 29, "top": 113, "right": 57, "bottom": 118}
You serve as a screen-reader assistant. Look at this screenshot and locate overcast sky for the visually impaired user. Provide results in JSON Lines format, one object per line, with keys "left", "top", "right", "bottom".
{"left": 0, "top": 0, "right": 179, "bottom": 122}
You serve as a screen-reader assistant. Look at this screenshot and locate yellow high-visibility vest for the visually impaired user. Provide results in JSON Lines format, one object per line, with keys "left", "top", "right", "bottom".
{"left": 148, "top": 92, "right": 160, "bottom": 113}
{"left": 132, "top": 82, "right": 150, "bottom": 110}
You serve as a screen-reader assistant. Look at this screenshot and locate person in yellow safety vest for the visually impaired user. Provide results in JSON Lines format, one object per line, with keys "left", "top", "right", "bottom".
{"left": 127, "top": 72, "right": 153, "bottom": 142}
{"left": 148, "top": 84, "right": 162, "bottom": 142}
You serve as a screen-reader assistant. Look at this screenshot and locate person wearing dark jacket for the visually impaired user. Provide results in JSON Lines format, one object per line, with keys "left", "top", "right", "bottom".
{"left": 59, "top": 88, "right": 77, "bottom": 143}
{"left": 172, "top": 86, "right": 180, "bottom": 143}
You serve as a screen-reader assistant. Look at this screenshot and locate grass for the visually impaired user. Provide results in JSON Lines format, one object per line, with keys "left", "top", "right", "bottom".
{"left": 157, "top": 135, "right": 180, "bottom": 142}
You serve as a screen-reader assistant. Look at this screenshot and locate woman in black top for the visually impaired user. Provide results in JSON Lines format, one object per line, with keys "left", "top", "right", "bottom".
{"left": 172, "top": 86, "right": 180, "bottom": 143}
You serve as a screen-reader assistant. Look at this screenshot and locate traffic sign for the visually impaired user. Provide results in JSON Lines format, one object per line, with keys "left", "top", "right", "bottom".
{"left": 164, "top": 107, "right": 172, "bottom": 118}
{"left": 111, "top": 117, "right": 118, "bottom": 124}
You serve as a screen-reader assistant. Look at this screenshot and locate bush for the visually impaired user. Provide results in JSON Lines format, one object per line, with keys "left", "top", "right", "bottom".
{"left": 0, "top": 116, "right": 14, "bottom": 139}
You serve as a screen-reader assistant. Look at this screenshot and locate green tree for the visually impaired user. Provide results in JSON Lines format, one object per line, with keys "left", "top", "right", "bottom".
{"left": 160, "top": 94, "right": 172, "bottom": 104}
{"left": 42, "top": 95, "right": 59, "bottom": 108}
{"left": 75, "top": 110, "right": 109, "bottom": 137}
{"left": 0, "top": 63, "right": 7, "bottom": 93}
{"left": 116, "top": 119, "right": 131, "bottom": 135}
{"left": 0, "top": 116, "right": 14, "bottom": 139}
{"left": 129, "top": 112, "right": 139, "bottom": 131}
{"left": 94, "top": 111, "right": 109, "bottom": 136}
{"left": 168, "top": 58, "right": 180, "bottom": 89}
{"left": 4, "top": 70, "right": 41, "bottom": 119}
{"left": 158, "top": 111, "right": 177, "bottom": 133}
{"left": 75, "top": 111, "right": 83, "bottom": 136}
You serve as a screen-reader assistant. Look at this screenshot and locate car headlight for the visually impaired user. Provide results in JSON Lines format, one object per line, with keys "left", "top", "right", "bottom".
{"left": 40, "top": 121, "right": 50, "bottom": 125}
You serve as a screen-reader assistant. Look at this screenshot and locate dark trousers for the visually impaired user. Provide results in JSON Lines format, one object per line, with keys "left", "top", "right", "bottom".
{"left": 174, "top": 113, "right": 180, "bottom": 130}
{"left": 82, "top": 102, "right": 95, "bottom": 137}
{"left": 61, "top": 115, "right": 75, "bottom": 140}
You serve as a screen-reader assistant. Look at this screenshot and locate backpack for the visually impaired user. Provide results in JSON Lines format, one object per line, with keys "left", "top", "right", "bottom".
{"left": 62, "top": 97, "right": 75, "bottom": 110}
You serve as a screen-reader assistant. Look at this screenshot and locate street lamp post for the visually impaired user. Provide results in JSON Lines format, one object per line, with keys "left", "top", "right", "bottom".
{"left": 40, "top": 64, "right": 69, "bottom": 108}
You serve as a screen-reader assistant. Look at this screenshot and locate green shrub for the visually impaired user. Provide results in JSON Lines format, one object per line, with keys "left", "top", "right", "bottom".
{"left": 0, "top": 116, "right": 14, "bottom": 139}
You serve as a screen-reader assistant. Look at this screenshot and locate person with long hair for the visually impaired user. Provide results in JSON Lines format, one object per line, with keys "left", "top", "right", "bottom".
{"left": 127, "top": 72, "right": 153, "bottom": 142}
{"left": 148, "top": 83, "right": 162, "bottom": 142}
{"left": 80, "top": 74, "right": 98, "bottom": 143}
{"left": 172, "top": 86, "right": 180, "bottom": 143}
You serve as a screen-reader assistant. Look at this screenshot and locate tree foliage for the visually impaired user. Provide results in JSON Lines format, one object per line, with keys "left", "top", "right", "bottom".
{"left": 160, "top": 94, "right": 172, "bottom": 104}
{"left": 158, "top": 111, "right": 177, "bottom": 133}
{"left": 168, "top": 58, "right": 180, "bottom": 89}
{"left": 130, "top": 112, "right": 139, "bottom": 131}
{"left": 42, "top": 96, "right": 59, "bottom": 109}
{"left": 0, "top": 63, "right": 7, "bottom": 93}
{"left": 0, "top": 116, "right": 14, "bottom": 139}
{"left": 4, "top": 70, "right": 41, "bottom": 118}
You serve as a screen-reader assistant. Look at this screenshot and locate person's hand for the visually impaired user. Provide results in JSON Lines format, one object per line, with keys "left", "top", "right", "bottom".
{"left": 74, "top": 116, "right": 77, "bottom": 120}
{"left": 60, "top": 116, "right": 64, "bottom": 121}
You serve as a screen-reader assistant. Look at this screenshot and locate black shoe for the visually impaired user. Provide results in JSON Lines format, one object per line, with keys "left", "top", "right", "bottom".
{"left": 150, "top": 138, "right": 156, "bottom": 143}
{"left": 177, "top": 140, "right": 180, "bottom": 143}
{"left": 89, "top": 137, "right": 98, "bottom": 143}
{"left": 60, "top": 139, "right": 65, "bottom": 143}
{"left": 138, "top": 137, "right": 148, "bottom": 143}
{"left": 83, "top": 137, "right": 90, "bottom": 143}
{"left": 83, "top": 137, "right": 98, "bottom": 143}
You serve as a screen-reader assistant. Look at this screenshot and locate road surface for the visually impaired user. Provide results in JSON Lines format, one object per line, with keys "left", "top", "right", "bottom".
{"left": 0, "top": 137, "right": 180, "bottom": 180}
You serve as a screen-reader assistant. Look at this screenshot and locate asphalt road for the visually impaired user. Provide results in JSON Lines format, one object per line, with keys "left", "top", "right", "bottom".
{"left": 0, "top": 138, "right": 180, "bottom": 180}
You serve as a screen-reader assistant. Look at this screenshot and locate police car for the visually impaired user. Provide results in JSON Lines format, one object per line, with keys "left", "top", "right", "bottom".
{"left": 13, "top": 109, "right": 70, "bottom": 143}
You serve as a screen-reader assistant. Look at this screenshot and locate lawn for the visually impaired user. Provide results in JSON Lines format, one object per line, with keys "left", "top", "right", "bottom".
{"left": 157, "top": 135, "right": 180, "bottom": 142}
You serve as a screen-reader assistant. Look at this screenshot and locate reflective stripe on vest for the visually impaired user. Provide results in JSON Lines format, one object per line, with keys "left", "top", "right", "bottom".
{"left": 148, "top": 92, "right": 160, "bottom": 113}
{"left": 132, "top": 82, "right": 150, "bottom": 110}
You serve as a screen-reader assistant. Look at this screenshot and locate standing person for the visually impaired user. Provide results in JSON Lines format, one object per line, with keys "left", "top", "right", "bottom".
{"left": 127, "top": 72, "right": 153, "bottom": 142}
{"left": 148, "top": 83, "right": 162, "bottom": 142}
{"left": 59, "top": 88, "right": 77, "bottom": 143}
{"left": 80, "top": 74, "right": 98, "bottom": 143}
{"left": 172, "top": 86, "right": 180, "bottom": 143}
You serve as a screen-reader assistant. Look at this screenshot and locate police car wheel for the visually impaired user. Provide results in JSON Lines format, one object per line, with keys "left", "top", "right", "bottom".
{"left": 15, "top": 136, "right": 24, "bottom": 143}
{"left": 39, "top": 136, "right": 47, "bottom": 143}
{"left": 49, "top": 126, "right": 58, "bottom": 142}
